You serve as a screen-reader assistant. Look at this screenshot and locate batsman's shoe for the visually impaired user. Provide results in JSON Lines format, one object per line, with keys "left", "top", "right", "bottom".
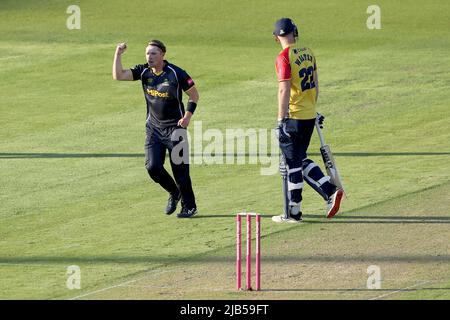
{"left": 165, "top": 192, "right": 181, "bottom": 215}
{"left": 271, "top": 212, "right": 302, "bottom": 223}
{"left": 177, "top": 207, "right": 198, "bottom": 218}
{"left": 326, "top": 189, "right": 344, "bottom": 219}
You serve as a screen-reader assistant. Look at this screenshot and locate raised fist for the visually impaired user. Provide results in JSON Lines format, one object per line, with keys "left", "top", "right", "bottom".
{"left": 116, "top": 42, "right": 127, "bottom": 55}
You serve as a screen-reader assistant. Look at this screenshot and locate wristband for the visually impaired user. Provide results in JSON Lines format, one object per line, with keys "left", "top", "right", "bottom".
{"left": 187, "top": 101, "right": 197, "bottom": 114}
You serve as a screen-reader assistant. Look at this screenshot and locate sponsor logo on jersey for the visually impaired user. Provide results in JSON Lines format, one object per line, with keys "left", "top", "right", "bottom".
{"left": 146, "top": 88, "right": 169, "bottom": 98}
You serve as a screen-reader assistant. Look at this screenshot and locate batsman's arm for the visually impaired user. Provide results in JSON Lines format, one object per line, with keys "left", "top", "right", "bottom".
{"left": 112, "top": 43, "right": 133, "bottom": 81}
{"left": 278, "top": 80, "right": 290, "bottom": 119}
{"left": 314, "top": 69, "right": 319, "bottom": 102}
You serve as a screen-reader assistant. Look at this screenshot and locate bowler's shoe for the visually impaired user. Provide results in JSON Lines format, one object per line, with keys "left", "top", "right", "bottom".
{"left": 165, "top": 192, "right": 181, "bottom": 215}
{"left": 177, "top": 207, "right": 198, "bottom": 218}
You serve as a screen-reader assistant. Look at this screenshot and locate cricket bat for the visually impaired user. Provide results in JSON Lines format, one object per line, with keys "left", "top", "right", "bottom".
{"left": 315, "top": 120, "right": 346, "bottom": 196}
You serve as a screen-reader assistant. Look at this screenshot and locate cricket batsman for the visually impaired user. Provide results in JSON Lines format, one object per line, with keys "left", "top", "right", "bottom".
{"left": 112, "top": 40, "right": 198, "bottom": 218}
{"left": 272, "top": 18, "right": 344, "bottom": 223}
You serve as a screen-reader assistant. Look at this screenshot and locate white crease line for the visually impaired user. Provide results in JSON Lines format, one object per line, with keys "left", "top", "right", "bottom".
{"left": 68, "top": 277, "right": 146, "bottom": 300}
{"left": 368, "top": 281, "right": 433, "bottom": 300}
{"left": 121, "top": 284, "right": 230, "bottom": 292}
{"left": 0, "top": 263, "right": 58, "bottom": 268}
{"left": 69, "top": 276, "right": 449, "bottom": 300}
{"left": 0, "top": 55, "right": 25, "bottom": 60}
{"left": 68, "top": 269, "right": 174, "bottom": 300}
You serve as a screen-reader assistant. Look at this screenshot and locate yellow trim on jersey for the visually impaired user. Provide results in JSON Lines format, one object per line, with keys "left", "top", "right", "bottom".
{"left": 287, "top": 46, "right": 317, "bottom": 120}
{"left": 152, "top": 69, "right": 164, "bottom": 76}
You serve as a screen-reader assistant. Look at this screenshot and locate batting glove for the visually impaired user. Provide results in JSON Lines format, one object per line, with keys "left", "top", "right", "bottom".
{"left": 276, "top": 118, "right": 289, "bottom": 142}
{"left": 316, "top": 113, "right": 325, "bottom": 128}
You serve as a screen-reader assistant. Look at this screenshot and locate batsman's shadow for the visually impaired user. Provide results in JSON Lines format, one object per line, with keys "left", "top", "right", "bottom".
{"left": 302, "top": 214, "right": 450, "bottom": 224}
{"left": 259, "top": 287, "right": 447, "bottom": 293}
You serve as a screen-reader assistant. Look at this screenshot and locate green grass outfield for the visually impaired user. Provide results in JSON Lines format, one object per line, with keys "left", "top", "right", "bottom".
{"left": 0, "top": 0, "right": 449, "bottom": 299}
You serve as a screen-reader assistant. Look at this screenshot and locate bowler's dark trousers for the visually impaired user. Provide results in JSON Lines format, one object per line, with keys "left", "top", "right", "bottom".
{"left": 145, "top": 125, "right": 196, "bottom": 209}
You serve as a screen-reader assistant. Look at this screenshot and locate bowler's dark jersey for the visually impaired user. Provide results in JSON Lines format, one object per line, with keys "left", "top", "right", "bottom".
{"left": 131, "top": 60, "right": 195, "bottom": 129}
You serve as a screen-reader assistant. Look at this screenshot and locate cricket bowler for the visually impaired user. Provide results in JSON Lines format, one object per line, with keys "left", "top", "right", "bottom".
{"left": 112, "top": 40, "right": 198, "bottom": 218}
{"left": 272, "top": 18, "right": 344, "bottom": 223}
